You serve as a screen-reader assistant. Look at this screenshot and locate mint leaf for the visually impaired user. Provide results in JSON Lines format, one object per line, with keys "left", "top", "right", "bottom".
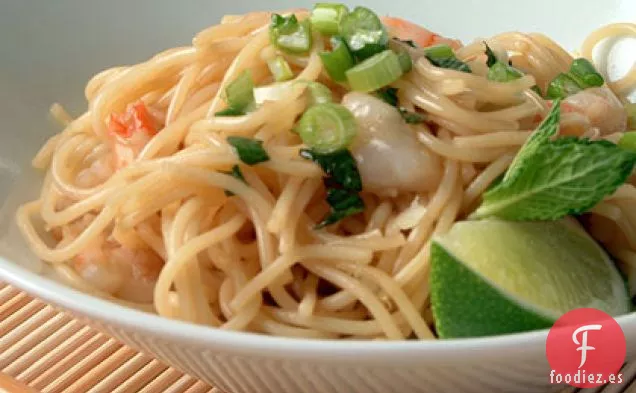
{"left": 471, "top": 138, "right": 636, "bottom": 220}
{"left": 503, "top": 100, "right": 561, "bottom": 182}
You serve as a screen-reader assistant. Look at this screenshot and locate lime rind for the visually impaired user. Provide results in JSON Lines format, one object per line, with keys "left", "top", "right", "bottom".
{"left": 430, "top": 219, "right": 630, "bottom": 338}
{"left": 430, "top": 241, "right": 555, "bottom": 338}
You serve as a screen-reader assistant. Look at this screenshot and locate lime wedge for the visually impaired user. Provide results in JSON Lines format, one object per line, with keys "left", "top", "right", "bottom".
{"left": 430, "top": 218, "right": 630, "bottom": 338}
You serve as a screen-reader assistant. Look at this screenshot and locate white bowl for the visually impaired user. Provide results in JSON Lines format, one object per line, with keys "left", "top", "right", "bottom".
{"left": 1, "top": 1, "right": 635, "bottom": 392}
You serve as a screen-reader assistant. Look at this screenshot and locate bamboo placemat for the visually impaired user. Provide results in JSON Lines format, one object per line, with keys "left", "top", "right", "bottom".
{"left": 1, "top": 280, "right": 635, "bottom": 393}
{"left": 0, "top": 282, "right": 219, "bottom": 393}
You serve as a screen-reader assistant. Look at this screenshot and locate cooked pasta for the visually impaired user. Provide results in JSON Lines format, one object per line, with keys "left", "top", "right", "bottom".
{"left": 16, "top": 5, "right": 636, "bottom": 340}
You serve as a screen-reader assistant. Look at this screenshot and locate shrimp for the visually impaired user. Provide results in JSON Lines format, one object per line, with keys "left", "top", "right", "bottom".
{"left": 73, "top": 240, "right": 163, "bottom": 303}
{"left": 561, "top": 86, "right": 627, "bottom": 136}
{"left": 382, "top": 16, "right": 462, "bottom": 49}
{"left": 342, "top": 92, "right": 443, "bottom": 197}
{"left": 56, "top": 211, "right": 162, "bottom": 303}
{"left": 75, "top": 154, "right": 114, "bottom": 188}
{"left": 107, "top": 101, "right": 160, "bottom": 169}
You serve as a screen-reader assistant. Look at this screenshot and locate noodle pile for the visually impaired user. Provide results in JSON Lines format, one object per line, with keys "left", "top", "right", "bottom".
{"left": 15, "top": 10, "right": 636, "bottom": 340}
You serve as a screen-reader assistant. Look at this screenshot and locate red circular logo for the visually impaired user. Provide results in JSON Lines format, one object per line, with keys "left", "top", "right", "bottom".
{"left": 546, "top": 308, "right": 626, "bottom": 388}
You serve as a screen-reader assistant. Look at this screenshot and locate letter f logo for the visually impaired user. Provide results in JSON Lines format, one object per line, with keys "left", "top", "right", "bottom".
{"left": 572, "top": 324, "right": 602, "bottom": 368}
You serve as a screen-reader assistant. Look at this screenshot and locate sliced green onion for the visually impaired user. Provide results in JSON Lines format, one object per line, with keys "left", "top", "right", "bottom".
{"left": 626, "top": 103, "right": 636, "bottom": 129}
{"left": 546, "top": 73, "right": 582, "bottom": 99}
{"left": 487, "top": 62, "right": 523, "bottom": 83}
{"left": 320, "top": 36, "right": 354, "bottom": 82}
{"left": 397, "top": 50, "right": 413, "bottom": 73}
{"left": 306, "top": 82, "right": 334, "bottom": 105}
{"left": 569, "top": 58, "right": 604, "bottom": 88}
{"left": 296, "top": 103, "right": 357, "bottom": 154}
{"left": 269, "top": 14, "right": 313, "bottom": 55}
{"left": 340, "top": 6, "right": 388, "bottom": 60}
{"left": 423, "top": 44, "right": 455, "bottom": 60}
{"left": 227, "top": 136, "right": 270, "bottom": 165}
{"left": 346, "top": 50, "right": 403, "bottom": 92}
{"left": 618, "top": 131, "right": 636, "bottom": 152}
{"left": 310, "top": 3, "right": 348, "bottom": 35}
{"left": 224, "top": 70, "right": 255, "bottom": 112}
{"left": 267, "top": 56, "right": 294, "bottom": 81}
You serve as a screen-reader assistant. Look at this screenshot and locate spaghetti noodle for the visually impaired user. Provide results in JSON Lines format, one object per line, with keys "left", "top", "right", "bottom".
{"left": 15, "top": 7, "right": 636, "bottom": 340}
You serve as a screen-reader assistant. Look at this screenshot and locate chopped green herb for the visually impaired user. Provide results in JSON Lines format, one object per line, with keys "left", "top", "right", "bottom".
{"left": 471, "top": 103, "right": 636, "bottom": 221}
{"left": 227, "top": 136, "right": 270, "bottom": 165}
{"left": 427, "top": 56, "right": 471, "bottom": 72}
{"left": 424, "top": 44, "right": 471, "bottom": 73}
{"left": 488, "top": 62, "right": 523, "bottom": 83}
{"left": 376, "top": 87, "right": 399, "bottom": 106}
{"left": 483, "top": 43, "right": 526, "bottom": 84}
{"left": 399, "top": 108, "right": 425, "bottom": 124}
{"left": 300, "top": 148, "right": 365, "bottom": 227}
{"left": 316, "top": 187, "right": 365, "bottom": 228}
{"left": 484, "top": 42, "right": 498, "bottom": 67}
{"left": 393, "top": 38, "right": 417, "bottom": 48}
{"left": 375, "top": 87, "right": 424, "bottom": 124}
{"left": 223, "top": 165, "right": 246, "bottom": 196}
{"left": 300, "top": 148, "right": 362, "bottom": 191}
{"left": 215, "top": 107, "right": 245, "bottom": 117}
{"left": 269, "top": 14, "right": 313, "bottom": 55}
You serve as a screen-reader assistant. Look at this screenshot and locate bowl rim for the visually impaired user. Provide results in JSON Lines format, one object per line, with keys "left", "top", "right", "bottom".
{"left": 1, "top": 256, "right": 635, "bottom": 363}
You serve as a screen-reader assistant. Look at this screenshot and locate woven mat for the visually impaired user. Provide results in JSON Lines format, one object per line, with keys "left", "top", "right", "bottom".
{"left": 0, "top": 282, "right": 219, "bottom": 393}
{"left": 1, "top": 281, "right": 635, "bottom": 393}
